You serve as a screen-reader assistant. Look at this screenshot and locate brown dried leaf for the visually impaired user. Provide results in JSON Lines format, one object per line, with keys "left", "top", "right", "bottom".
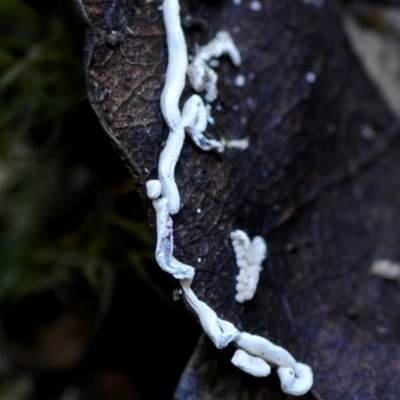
{"left": 76, "top": 0, "right": 400, "bottom": 398}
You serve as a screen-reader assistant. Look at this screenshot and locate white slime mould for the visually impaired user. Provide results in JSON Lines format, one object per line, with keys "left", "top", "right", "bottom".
{"left": 188, "top": 31, "right": 242, "bottom": 102}
{"left": 231, "top": 349, "right": 271, "bottom": 377}
{"left": 230, "top": 230, "right": 267, "bottom": 303}
{"left": 158, "top": 0, "right": 188, "bottom": 215}
{"left": 144, "top": 0, "right": 314, "bottom": 396}
{"left": 181, "top": 94, "right": 224, "bottom": 152}
{"left": 159, "top": 0, "right": 229, "bottom": 215}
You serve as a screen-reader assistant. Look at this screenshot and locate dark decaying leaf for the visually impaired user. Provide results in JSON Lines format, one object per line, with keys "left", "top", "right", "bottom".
{"left": 351, "top": 0, "right": 400, "bottom": 6}
{"left": 76, "top": 0, "right": 400, "bottom": 398}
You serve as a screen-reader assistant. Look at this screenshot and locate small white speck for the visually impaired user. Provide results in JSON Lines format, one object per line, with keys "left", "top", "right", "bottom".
{"left": 233, "top": 104, "right": 239, "bottom": 111}
{"left": 233, "top": 0, "right": 242, "bottom": 4}
{"left": 235, "top": 74, "right": 246, "bottom": 87}
{"left": 157, "top": 5, "right": 163, "bottom": 11}
{"left": 233, "top": 26, "right": 241, "bottom": 33}
{"left": 250, "top": 1, "right": 262, "bottom": 11}
{"left": 197, "top": 258, "right": 202, "bottom": 263}
{"left": 360, "top": 125, "right": 375, "bottom": 140}
{"left": 305, "top": 72, "right": 316, "bottom": 83}
{"left": 248, "top": 72, "right": 255, "bottom": 80}
{"left": 216, "top": 104, "right": 222, "bottom": 111}
{"left": 197, "top": 208, "right": 202, "bottom": 214}
{"left": 377, "top": 326, "right": 388, "bottom": 334}
{"left": 144, "top": 168, "right": 149, "bottom": 173}
{"left": 240, "top": 117, "right": 247, "bottom": 124}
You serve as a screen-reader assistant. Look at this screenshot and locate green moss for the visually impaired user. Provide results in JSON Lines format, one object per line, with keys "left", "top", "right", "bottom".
{"left": 0, "top": 0, "right": 161, "bottom": 309}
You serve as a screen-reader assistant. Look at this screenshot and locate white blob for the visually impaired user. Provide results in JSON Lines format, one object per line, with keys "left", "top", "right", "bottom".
{"left": 278, "top": 363, "right": 313, "bottom": 396}
{"left": 188, "top": 31, "right": 241, "bottom": 102}
{"left": 235, "top": 74, "right": 246, "bottom": 87}
{"left": 188, "top": 59, "right": 218, "bottom": 102}
{"left": 305, "top": 72, "right": 316, "bottom": 83}
{"left": 371, "top": 259, "right": 400, "bottom": 281}
{"left": 360, "top": 125, "right": 375, "bottom": 141}
{"left": 231, "top": 230, "right": 267, "bottom": 303}
{"left": 250, "top": 1, "right": 262, "bottom": 11}
{"left": 231, "top": 349, "right": 271, "bottom": 377}
{"left": 146, "top": 179, "right": 162, "bottom": 199}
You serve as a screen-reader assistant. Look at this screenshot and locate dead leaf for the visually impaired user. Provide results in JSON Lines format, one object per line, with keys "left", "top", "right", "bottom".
{"left": 76, "top": 0, "right": 400, "bottom": 398}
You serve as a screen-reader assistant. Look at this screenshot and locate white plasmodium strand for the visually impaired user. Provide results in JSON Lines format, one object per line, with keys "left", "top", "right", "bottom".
{"left": 231, "top": 349, "right": 271, "bottom": 377}
{"left": 235, "top": 332, "right": 297, "bottom": 368}
{"left": 159, "top": 0, "right": 188, "bottom": 215}
{"left": 158, "top": 1, "right": 230, "bottom": 214}
{"left": 196, "top": 31, "right": 241, "bottom": 66}
{"left": 145, "top": 0, "right": 314, "bottom": 396}
{"left": 233, "top": 333, "right": 313, "bottom": 396}
{"left": 278, "top": 363, "right": 314, "bottom": 397}
{"left": 186, "top": 33, "right": 249, "bottom": 150}
{"left": 221, "top": 137, "right": 249, "bottom": 150}
{"left": 188, "top": 31, "right": 242, "bottom": 102}
{"left": 181, "top": 95, "right": 224, "bottom": 152}
{"left": 230, "top": 230, "right": 267, "bottom": 303}
{"left": 146, "top": 180, "right": 194, "bottom": 280}
{"left": 180, "top": 278, "right": 239, "bottom": 349}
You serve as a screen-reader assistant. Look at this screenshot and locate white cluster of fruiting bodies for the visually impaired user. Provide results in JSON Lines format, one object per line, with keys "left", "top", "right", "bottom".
{"left": 145, "top": 0, "right": 313, "bottom": 396}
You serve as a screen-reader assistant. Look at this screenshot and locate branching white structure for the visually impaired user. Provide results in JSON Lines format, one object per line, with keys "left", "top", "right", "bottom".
{"left": 188, "top": 31, "right": 241, "bottom": 102}
{"left": 158, "top": 0, "right": 237, "bottom": 215}
{"left": 230, "top": 230, "right": 267, "bottom": 303}
{"left": 181, "top": 94, "right": 224, "bottom": 152}
{"left": 144, "top": 0, "right": 314, "bottom": 396}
